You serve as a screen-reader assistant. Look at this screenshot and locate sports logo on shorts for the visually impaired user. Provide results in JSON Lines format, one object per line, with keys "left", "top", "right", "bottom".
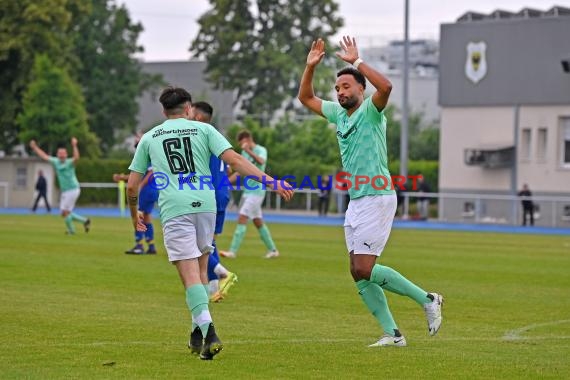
{"left": 191, "top": 202, "right": 202, "bottom": 207}
{"left": 465, "top": 41, "right": 487, "bottom": 84}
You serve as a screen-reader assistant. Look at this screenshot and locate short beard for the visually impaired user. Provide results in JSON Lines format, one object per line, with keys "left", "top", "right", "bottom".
{"left": 339, "top": 97, "right": 358, "bottom": 110}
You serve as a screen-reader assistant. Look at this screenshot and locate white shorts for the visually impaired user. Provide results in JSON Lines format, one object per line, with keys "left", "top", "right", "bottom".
{"left": 344, "top": 194, "right": 397, "bottom": 256}
{"left": 239, "top": 194, "right": 264, "bottom": 219}
{"left": 162, "top": 213, "right": 215, "bottom": 262}
{"left": 60, "top": 188, "right": 80, "bottom": 212}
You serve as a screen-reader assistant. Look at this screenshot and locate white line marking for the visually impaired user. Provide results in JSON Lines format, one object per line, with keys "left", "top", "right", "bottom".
{"left": 503, "top": 319, "right": 570, "bottom": 341}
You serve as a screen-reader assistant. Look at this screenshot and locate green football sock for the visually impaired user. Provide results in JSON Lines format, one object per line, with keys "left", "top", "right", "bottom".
{"left": 186, "top": 284, "right": 212, "bottom": 337}
{"left": 257, "top": 224, "right": 276, "bottom": 251}
{"left": 371, "top": 264, "right": 431, "bottom": 306}
{"left": 64, "top": 215, "right": 75, "bottom": 233}
{"left": 356, "top": 280, "right": 398, "bottom": 336}
{"left": 70, "top": 212, "right": 87, "bottom": 223}
{"left": 229, "top": 224, "right": 247, "bottom": 253}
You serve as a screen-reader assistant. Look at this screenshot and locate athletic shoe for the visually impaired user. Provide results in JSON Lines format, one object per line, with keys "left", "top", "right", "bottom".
{"left": 209, "top": 291, "right": 224, "bottom": 303}
{"left": 264, "top": 250, "right": 279, "bottom": 259}
{"left": 219, "top": 250, "right": 236, "bottom": 259}
{"left": 200, "top": 323, "right": 223, "bottom": 360}
{"left": 125, "top": 244, "right": 144, "bottom": 254}
{"left": 219, "top": 272, "right": 238, "bottom": 297}
{"left": 368, "top": 334, "right": 407, "bottom": 347}
{"left": 146, "top": 245, "right": 157, "bottom": 255}
{"left": 423, "top": 293, "right": 444, "bottom": 336}
{"left": 188, "top": 327, "right": 203, "bottom": 355}
{"left": 65, "top": 231, "right": 75, "bottom": 235}
{"left": 83, "top": 219, "right": 91, "bottom": 233}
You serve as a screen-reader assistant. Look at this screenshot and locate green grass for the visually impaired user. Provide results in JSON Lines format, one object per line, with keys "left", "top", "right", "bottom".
{"left": 1, "top": 214, "right": 569, "bottom": 379}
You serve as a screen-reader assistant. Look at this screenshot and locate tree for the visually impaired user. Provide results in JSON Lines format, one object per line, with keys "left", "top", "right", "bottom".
{"left": 18, "top": 55, "right": 100, "bottom": 157}
{"left": 72, "top": 0, "right": 163, "bottom": 153}
{"left": 191, "top": 0, "right": 344, "bottom": 117}
{"left": 0, "top": 0, "right": 88, "bottom": 154}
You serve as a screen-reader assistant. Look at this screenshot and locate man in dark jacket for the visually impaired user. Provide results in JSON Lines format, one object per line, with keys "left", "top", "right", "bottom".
{"left": 518, "top": 184, "right": 534, "bottom": 226}
{"left": 32, "top": 170, "right": 51, "bottom": 212}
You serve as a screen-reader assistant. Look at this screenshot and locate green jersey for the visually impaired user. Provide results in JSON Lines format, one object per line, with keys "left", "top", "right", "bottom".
{"left": 322, "top": 97, "right": 394, "bottom": 199}
{"left": 48, "top": 157, "right": 79, "bottom": 192}
{"left": 242, "top": 144, "right": 267, "bottom": 196}
{"left": 129, "top": 118, "right": 232, "bottom": 223}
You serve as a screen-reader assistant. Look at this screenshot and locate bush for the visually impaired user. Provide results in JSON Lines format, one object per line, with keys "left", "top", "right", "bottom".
{"left": 75, "top": 159, "right": 131, "bottom": 205}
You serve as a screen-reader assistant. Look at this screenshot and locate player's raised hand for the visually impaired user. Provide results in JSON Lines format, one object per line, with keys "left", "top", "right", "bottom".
{"left": 336, "top": 36, "right": 359, "bottom": 64}
{"left": 71, "top": 137, "right": 78, "bottom": 146}
{"left": 306, "top": 38, "right": 326, "bottom": 67}
{"left": 29, "top": 140, "right": 37, "bottom": 148}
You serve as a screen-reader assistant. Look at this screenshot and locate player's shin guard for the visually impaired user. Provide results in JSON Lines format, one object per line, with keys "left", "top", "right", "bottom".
{"left": 186, "top": 284, "right": 213, "bottom": 337}
{"left": 371, "top": 264, "right": 431, "bottom": 306}
{"left": 229, "top": 224, "right": 247, "bottom": 253}
{"left": 257, "top": 224, "right": 276, "bottom": 251}
{"left": 356, "top": 280, "right": 398, "bottom": 336}
{"left": 135, "top": 230, "right": 144, "bottom": 243}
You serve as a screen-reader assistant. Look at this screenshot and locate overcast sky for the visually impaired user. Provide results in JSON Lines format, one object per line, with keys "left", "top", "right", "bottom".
{"left": 119, "top": 0, "right": 570, "bottom": 62}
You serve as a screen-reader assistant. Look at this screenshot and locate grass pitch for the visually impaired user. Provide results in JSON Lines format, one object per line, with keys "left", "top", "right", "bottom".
{"left": 1, "top": 214, "right": 569, "bottom": 379}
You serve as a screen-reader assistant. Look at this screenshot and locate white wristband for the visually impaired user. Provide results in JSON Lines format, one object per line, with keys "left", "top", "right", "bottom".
{"left": 353, "top": 58, "right": 363, "bottom": 70}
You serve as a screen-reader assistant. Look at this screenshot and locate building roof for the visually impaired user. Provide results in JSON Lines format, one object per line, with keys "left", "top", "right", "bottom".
{"left": 457, "top": 6, "right": 570, "bottom": 22}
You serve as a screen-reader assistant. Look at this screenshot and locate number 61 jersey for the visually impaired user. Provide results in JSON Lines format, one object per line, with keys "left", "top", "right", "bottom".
{"left": 129, "top": 118, "right": 232, "bottom": 224}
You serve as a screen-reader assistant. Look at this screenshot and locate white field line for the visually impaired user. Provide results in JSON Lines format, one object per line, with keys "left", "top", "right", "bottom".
{"left": 503, "top": 319, "right": 570, "bottom": 341}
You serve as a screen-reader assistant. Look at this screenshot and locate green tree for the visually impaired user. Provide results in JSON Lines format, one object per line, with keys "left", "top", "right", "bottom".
{"left": 191, "top": 0, "right": 344, "bottom": 117}
{"left": 385, "top": 105, "right": 440, "bottom": 162}
{"left": 72, "top": 0, "right": 163, "bottom": 153}
{"left": 18, "top": 55, "right": 100, "bottom": 157}
{"left": 0, "top": 0, "right": 88, "bottom": 154}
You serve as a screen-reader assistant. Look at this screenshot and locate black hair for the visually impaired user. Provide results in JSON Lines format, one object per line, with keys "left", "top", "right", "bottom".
{"left": 336, "top": 67, "right": 366, "bottom": 89}
{"left": 159, "top": 86, "right": 192, "bottom": 114}
{"left": 236, "top": 129, "right": 252, "bottom": 141}
{"left": 193, "top": 101, "right": 213, "bottom": 117}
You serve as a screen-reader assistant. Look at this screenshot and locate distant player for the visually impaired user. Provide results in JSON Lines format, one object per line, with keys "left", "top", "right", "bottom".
{"left": 191, "top": 101, "right": 238, "bottom": 302}
{"left": 113, "top": 136, "right": 159, "bottom": 255}
{"left": 127, "top": 87, "right": 293, "bottom": 360}
{"left": 220, "top": 130, "right": 279, "bottom": 259}
{"left": 29, "top": 137, "right": 91, "bottom": 235}
{"left": 298, "top": 36, "right": 443, "bottom": 347}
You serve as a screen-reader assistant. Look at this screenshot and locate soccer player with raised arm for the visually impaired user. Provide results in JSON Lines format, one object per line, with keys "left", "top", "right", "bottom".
{"left": 29, "top": 137, "right": 91, "bottom": 235}
{"left": 298, "top": 36, "right": 443, "bottom": 347}
{"left": 220, "top": 130, "right": 280, "bottom": 259}
{"left": 127, "top": 87, "right": 293, "bottom": 360}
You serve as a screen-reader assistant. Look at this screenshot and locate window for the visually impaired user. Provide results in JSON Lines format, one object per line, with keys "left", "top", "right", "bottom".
{"left": 562, "top": 118, "right": 570, "bottom": 166}
{"left": 537, "top": 128, "right": 547, "bottom": 162}
{"left": 15, "top": 167, "right": 27, "bottom": 189}
{"left": 521, "top": 128, "right": 531, "bottom": 161}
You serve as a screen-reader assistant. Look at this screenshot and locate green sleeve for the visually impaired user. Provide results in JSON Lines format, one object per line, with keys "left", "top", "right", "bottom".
{"left": 321, "top": 100, "right": 340, "bottom": 124}
{"left": 128, "top": 135, "right": 150, "bottom": 174}
{"left": 207, "top": 124, "right": 233, "bottom": 157}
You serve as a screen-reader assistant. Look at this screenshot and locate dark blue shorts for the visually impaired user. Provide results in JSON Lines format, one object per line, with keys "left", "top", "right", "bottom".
{"left": 215, "top": 210, "right": 226, "bottom": 235}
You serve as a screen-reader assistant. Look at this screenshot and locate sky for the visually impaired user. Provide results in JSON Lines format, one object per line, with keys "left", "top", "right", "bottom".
{"left": 119, "top": 0, "right": 570, "bottom": 62}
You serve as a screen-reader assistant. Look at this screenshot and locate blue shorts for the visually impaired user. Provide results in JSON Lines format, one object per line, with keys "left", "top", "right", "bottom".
{"left": 139, "top": 187, "right": 158, "bottom": 214}
{"left": 215, "top": 210, "right": 226, "bottom": 235}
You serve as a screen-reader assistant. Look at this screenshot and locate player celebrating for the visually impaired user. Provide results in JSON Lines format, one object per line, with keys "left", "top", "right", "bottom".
{"left": 220, "top": 130, "right": 279, "bottom": 259}
{"left": 191, "top": 101, "right": 238, "bottom": 302}
{"left": 298, "top": 36, "right": 443, "bottom": 347}
{"left": 29, "top": 137, "right": 91, "bottom": 235}
{"left": 127, "top": 87, "right": 293, "bottom": 360}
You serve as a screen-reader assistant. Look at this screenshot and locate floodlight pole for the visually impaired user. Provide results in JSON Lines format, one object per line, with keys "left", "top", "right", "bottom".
{"left": 401, "top": 0, "right": 410, "bottom": 215}
{"left": 401, "top": 0, "right": 410, "bottom": 178}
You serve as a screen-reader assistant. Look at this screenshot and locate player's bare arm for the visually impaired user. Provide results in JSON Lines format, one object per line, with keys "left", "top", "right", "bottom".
{"left": 336, "top": 36, "right": 392, "bottom": 111}
{"left": 126, "top": 171, "right": 146, "bottom": 232}
{"left": 298, "top": 38, "right": 325, "bottom": 117}
{"left": 29, "top": 140, "right": 50, "bottom": 161}
{"left": 220, "top": 149, "right": 294, "bottom": 201}
{"left": 71, "top": 137, "right": 80, "bottom": 163}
